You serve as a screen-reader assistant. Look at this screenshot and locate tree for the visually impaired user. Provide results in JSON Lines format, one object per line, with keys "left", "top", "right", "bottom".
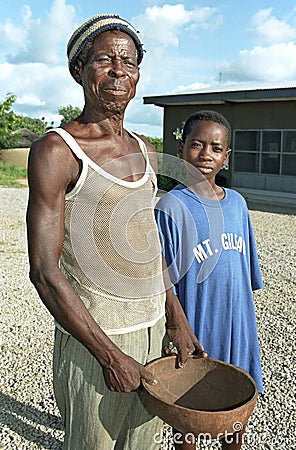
{"left": 58, "top": 105, "right": 82, "bottom": 125}
{"left": 144, "top": 136, "right": 163, "bottom": 153}
{"left": 0, "top": 93, "right": 19, "bottom": 149}
{"left": 144, "top": 135, "right": 178, "bottom": 191}
{"left": 15, "top": 116, "right": 52, "bottom": 135}
{"left": 0, "top": 93, "right": 55, "bottom": 148}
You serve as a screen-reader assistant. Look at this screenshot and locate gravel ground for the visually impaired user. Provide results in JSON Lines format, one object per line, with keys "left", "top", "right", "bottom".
{"left": 0, "top": 187, "right": 295, "bottom": 450}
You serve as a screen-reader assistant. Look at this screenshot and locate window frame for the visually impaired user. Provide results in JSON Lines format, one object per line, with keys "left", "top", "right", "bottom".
{"left": 232, "top": 128, "right": 296, "bottom": 176}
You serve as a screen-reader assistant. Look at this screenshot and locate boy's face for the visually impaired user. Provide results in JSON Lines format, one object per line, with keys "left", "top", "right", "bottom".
{"left": 179, "top": 120, "right": 231, "bottom": 182}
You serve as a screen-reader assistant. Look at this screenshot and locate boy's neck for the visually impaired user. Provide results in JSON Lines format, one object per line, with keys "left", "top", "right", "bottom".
{"left": 185, "top": 178, "right": 225, "bottom": 200}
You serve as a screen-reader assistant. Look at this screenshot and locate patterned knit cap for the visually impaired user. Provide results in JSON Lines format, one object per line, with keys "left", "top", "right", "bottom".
{"left": 67, "top": 13, "right": 144, "bottom": 80}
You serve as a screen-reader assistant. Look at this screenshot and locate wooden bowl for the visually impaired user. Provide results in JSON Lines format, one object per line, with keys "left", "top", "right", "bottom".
{"left": 141, "top": 356, "right": 258, "bottom": 437}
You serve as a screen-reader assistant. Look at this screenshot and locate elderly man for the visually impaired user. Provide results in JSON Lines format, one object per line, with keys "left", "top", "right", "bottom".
{"left": 26, "top": 14, "right": 204, "bottom": 450}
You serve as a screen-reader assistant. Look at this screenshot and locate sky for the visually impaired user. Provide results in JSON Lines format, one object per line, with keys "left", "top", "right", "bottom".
{"left": 1, "top": 0, "right": 296, "bottom": 137}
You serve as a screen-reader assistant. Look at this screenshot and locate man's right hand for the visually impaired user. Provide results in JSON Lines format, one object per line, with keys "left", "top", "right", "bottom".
{"left": 102, "top": 353, "right": 157, "bottom": 392}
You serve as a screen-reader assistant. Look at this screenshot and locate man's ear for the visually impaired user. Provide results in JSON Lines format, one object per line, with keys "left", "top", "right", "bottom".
{"left": 73, "top": 59, "right": 83, "bottom": 84}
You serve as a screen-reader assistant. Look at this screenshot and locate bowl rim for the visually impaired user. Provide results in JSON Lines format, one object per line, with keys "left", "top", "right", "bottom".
{"left": 142, "top": 355, "right": 258, "bottom": 415}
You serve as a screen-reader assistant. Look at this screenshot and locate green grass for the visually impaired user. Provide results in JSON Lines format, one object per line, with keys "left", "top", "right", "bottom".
{"left": 0, "top": 162, "right": 27, "bottom": 188}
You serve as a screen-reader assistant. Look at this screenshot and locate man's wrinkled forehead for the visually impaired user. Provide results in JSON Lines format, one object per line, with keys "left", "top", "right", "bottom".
{"left": 91, "top": 30, "right": 138, "bottom": 58}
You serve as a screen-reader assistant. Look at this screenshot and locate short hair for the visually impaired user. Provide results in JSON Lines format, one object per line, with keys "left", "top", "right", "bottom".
{"left": 181, "top": 110, "right": 231, "bottom": 147}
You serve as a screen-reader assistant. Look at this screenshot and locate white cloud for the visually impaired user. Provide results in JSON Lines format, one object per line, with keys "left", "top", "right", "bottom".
{"left": 1, "top": 0, "right": 76, "bottom": 64}
{"left": 215, "top": 8, "right": 296, "bottom": 84}
{"left": 129, "top": 3, "right": 223, "bottom": 104}
{"left": 0, "top": 17, "right": 27, "bottom": 58}
{"left": 133, "top": 4, "right": 221, "bottom": 50}
{"left": 16, "top": 93, "right": 46, "bottom": 107}
{"left": 0, "top": 62, "right": 83, "bottom": 125}
{"left": 249, "top": 8, "right": 296, "bottom": 45}
{"left": 220, "top": 42, "right": 296, "bottom": 82}
{"left": 0, "top": 0, "right": 82, "bottom": 127}
{"left": 172, "top": 81, "right": 211, "bottom": 94}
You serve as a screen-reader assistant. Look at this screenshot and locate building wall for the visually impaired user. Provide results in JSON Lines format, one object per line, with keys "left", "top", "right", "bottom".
{"left": 163, "top": 100, "right": 296, "bottom": 154}
{"left": 162, "top": 100, "right": 296, "bottom": 194}
{"left": 0, "top": 148, "right": 29, "bottom": 169}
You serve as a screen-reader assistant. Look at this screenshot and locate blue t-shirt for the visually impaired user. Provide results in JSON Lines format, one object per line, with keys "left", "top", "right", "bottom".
{"left": 155, "top": 185, "right": 264, "bottom": 393}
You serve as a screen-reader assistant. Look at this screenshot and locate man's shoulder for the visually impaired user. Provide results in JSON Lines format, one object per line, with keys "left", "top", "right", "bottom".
{"left": 29, "top": 128, "right": 76, "bottom": 168}
{"left": 31, "top": 128, "right": 64, "bottom": 149}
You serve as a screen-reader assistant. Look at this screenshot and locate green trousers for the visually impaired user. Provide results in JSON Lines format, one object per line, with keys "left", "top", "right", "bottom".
{"left": 53, "top": 317, "right": 166, "bottom": 450}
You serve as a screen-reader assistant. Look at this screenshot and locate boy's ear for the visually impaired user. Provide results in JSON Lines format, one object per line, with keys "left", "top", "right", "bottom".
{"left": 178, "top": 140, "right": 184, "bottom": 158}
{"left": 224, "top": 148, "right": 231, "bottom": 163}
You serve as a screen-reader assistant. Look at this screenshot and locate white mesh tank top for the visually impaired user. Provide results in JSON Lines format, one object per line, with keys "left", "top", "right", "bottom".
{"left": 49, "top": 128, "right": 165, "bottom": 335}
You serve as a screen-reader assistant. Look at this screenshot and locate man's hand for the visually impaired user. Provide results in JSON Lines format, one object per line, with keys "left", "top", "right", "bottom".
{"left": 102, "top": 352, "right": 158, "bottom": 392}
{"left": 165, "top": 288, "right": 207, "bottom": 368}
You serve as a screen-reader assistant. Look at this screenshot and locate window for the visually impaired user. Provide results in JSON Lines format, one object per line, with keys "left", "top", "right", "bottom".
{"left": 233, "top": 131, "right": 260, "bottom": 173}
{"left": 233, "top": 129, "right": 296, "bottom": 176}
{"left": 282, "top": 131, "right": 296, "bottom": 176}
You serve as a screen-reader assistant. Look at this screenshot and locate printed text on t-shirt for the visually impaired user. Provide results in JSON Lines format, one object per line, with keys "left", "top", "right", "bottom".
{"left": 193, "top": 233, "right": 246, "bottom": 263}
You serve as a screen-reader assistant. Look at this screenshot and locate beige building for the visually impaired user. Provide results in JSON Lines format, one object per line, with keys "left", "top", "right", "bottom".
{"left": 144, "top": 85, "right": 296, "bottom": 213}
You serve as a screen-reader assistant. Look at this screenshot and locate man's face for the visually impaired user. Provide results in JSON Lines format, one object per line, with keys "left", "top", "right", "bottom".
{"left": 78, "top": 30, "right": 140, "bottom": 114}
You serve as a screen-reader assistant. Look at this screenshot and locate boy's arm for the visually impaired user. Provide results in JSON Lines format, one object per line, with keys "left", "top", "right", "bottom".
{"left": 162, "top": 255, "right": 207, "bottom": 367}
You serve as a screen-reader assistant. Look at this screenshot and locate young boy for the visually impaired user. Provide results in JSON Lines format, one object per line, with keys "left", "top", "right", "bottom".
{"left": 155, "top": 110, "right": 263, "bottom": 450}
